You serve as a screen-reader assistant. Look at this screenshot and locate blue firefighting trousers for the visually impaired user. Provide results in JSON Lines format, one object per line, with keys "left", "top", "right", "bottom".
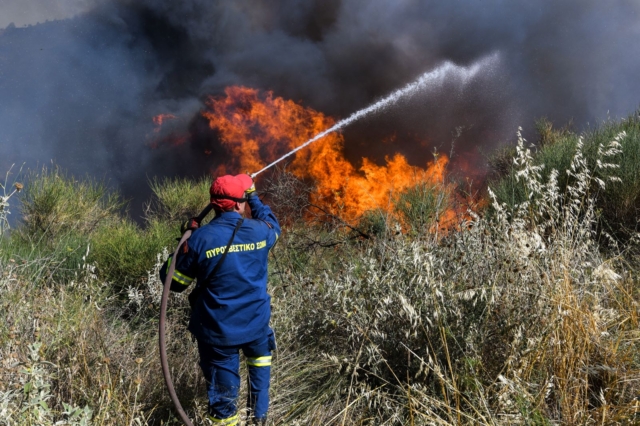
{"left": 197, "top": 329, "right": 275, "bottom": 423}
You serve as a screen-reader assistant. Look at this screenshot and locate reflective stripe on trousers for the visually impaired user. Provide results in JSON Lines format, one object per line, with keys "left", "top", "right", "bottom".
{"left": 197, "top": 331, "right": 272, "bottom": 421}
{"left": 207, "top": 413, "right": 239, "bottom": 425}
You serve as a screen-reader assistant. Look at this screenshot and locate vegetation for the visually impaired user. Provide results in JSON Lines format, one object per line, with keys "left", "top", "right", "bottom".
{"left": 0, "top": 115, "right": 639, "bottom": 425}
{"left": 490, "top": 112, "right": 640, "bottom": 243}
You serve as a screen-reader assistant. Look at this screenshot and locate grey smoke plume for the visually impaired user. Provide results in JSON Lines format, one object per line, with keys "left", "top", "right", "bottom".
{"left": 1, "top": 0, "right": 639, "bottom": 217}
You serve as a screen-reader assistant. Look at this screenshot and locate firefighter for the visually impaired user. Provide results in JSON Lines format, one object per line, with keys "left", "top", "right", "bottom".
{"left": 161, "top": 174, "right": 280, "bottom": 426}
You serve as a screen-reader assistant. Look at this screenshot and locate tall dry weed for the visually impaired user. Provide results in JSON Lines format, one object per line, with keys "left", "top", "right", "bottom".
{"left": 1, "top": 127, "right": 638, "bottom": 425}
{"left": 269, "top": 129, "right": 639, "bottom": 424}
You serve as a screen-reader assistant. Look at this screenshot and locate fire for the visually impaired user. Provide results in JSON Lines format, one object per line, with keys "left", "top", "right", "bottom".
{"left": 149, "top": 113, "right": 188, "bottom": 147}
{"left": 153, "top": 113, "right": 177, "bottom": 127}
{"left": 203, "top": 86, "right": 456, "bottom": 224}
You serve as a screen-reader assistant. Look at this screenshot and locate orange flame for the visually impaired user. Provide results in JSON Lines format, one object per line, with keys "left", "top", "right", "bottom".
{"left": 152, "top": 113, "right": 177, "bottom": 127}
{"left": 204, "top": 86, "right": 455, "bottom": 223}
{"left": 149, "top": 114, "right": 188, "bottom": 147}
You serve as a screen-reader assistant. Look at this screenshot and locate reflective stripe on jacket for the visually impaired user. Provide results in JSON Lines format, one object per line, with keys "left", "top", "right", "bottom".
{"left": 160, "top": 195, "right": 280, "bottom": 346}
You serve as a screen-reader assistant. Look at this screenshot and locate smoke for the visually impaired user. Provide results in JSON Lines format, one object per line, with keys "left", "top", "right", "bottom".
{"left": 1, "top": 0, "right": 639, "bottom": 217}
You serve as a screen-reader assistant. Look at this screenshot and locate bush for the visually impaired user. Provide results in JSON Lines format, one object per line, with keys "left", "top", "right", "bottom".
{"left": 147, "top": 176, "right": 212, "bottom": 223}
{"left": 394, "top": 182, "right": 451, "bottom": 235}
{"left": 261, "top": 167, "right": 314, "bottom": 226}
{"left": 4, "top": 166, "right": 132, "bottom": 285}
{"left": 270, "top": 133, "right": 640, "bottom": 424}
{"left": 592, "top": 116, "right": 640, "bottom": 237}
{"left": 7, "top": 169, "right": 205, "bottom": 291}
{"left": 2, "top": 134, "right": 639, "bottom": 424}
{"left": 17, "top": 166, "right": 122, "bottom": 242}
{"left": 0, "top": 253, "right": 201, "bottom": 425}
{"left": 491, "top": 113, "right": 640, "bottom": 243}
{"left": 0, "top": 230, "right": 90, "bottom": 285}
{"left": 89, "top": 218, "right": 174, "bottom": 292}
{"left": 357, "top": 208, "right": 391, "bottom": 238}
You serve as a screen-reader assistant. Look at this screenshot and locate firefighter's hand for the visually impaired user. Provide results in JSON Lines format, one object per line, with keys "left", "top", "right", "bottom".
{"left": 243, "top": 174, "right": 257, "bottom": 197}
{"left": 180, "top": 217, "right": 200, "bottom": 234}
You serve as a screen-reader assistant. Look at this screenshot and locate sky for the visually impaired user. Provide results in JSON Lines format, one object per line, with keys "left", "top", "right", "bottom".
{"left": 0, "top": 0, "right": 93, "bottom": 28}
{"left": 1, "top": 0, "right": 639, "bottom": 218}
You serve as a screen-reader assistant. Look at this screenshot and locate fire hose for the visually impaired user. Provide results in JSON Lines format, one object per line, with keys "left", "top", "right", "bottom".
{"left": 158, "top": 138, "right": 322, "bottom": 424}
{"left": 159, "top": 83, "right": 420, "bottom": 422}
{"left": 158, "top": 60, "right": 486, "bottom": 423}
{"left": 159, "top": 106, "right": 379, "bottom": 422}
{"left": 159, "top": 203, "right": 213, "bottom": 426}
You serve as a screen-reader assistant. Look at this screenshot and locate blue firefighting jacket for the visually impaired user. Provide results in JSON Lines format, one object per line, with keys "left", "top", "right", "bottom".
{"left": 160, "top": 195, "right": 280, "bottom": 346}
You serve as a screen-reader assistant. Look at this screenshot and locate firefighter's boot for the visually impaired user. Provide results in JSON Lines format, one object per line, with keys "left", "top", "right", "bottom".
{"left": 249, "top": 416, "right": 267, "bottom": 426}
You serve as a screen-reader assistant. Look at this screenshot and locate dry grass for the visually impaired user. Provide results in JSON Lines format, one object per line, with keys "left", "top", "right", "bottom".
{"left": 0, "top": 128, "right": 639, "bottom": 424}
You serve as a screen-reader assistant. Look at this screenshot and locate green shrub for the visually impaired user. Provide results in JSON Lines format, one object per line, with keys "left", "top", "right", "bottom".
{"left": 491, "top": 112, "right": 640, "bottom": 242}
{"left": 147, "top": 176, "right": 212, "bottom": 223}
{"left": 394, "top": 182, "right": 450, "bottom": 234}
{"left": 592, "top": 116, "right": 640, "bottom": 237}
{"left": 487, "top": 144, "right": 517, "bottom": 181}
{"left": 89, "top": 218, "right": 174, "bottom": 291}
{"left": 3, "top": 166, "right": 131, "bottom": 285}
{"left": 357, "top": 208, "right": 391, "bottom": 238}
{"left": 17, "top": 166, "right": 122, "bottom": 242}
{"left": 535, "top": 116, "right": 575, "bottom": 148}
{"left": 0, "top": 229, "right": 89, "bottom": 285}
{"left": 271, "top": 134, "right": 640, "bottom": 423}
{"left": 7, "top": 169, "right": 209, "bottom": 291}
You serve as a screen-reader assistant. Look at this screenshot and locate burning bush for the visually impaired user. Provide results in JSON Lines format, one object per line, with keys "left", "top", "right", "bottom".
{"left": 202, "top": 86, "right": 456, "bottom": 223}
{"left": 270, "top": 130, "right": 640, "bottom": 423}
{"left": 0, "top": 116, "right": 639, "bottom": 424}
{"left": 6, "top": 41, "right": 640, "bottom": 419}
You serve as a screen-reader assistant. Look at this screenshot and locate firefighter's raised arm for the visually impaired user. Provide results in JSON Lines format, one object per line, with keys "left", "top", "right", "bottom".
{"left": 245, "top": 179, "right": 281, "bottom": 247}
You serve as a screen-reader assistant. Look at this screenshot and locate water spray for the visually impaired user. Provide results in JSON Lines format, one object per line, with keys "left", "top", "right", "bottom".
{"left": 160, "top": 53, "right": 498, "bottom": 426}
{"left": 250, "top": 53, "right": 498, "bottom": 179}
